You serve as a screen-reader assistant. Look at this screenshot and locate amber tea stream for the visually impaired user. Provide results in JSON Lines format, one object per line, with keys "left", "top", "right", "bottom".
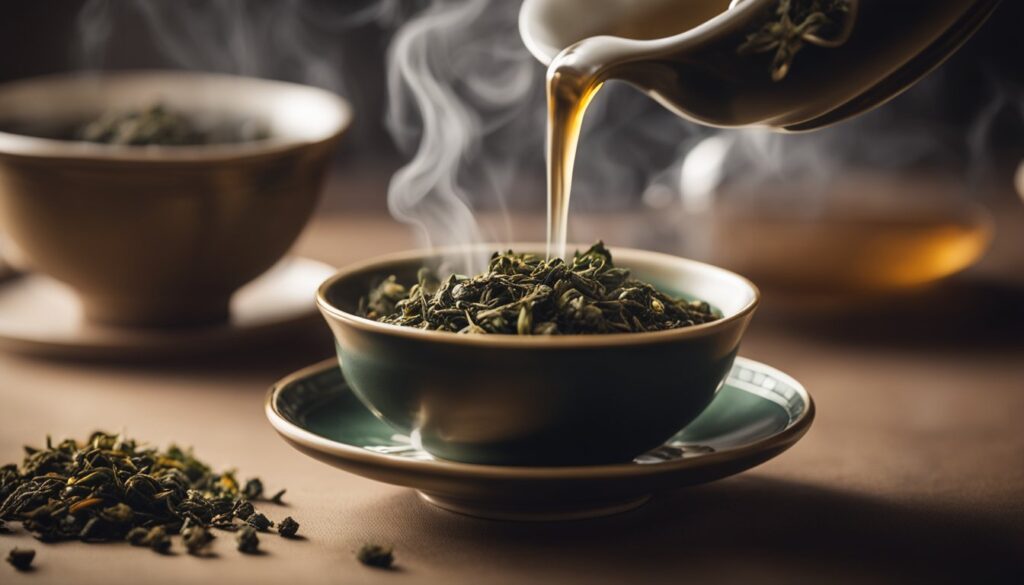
{"left": 544, "top": 0, "right": 728, "bottom": 260}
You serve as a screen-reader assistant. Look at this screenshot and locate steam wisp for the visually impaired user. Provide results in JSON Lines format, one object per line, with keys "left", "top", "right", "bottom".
{"left": 384, "top": 0, "right": 540, "bottom": 272}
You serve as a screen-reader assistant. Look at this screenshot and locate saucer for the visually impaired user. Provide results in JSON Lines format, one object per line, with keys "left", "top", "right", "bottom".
{"left": 0, "top": 257, "right": 16, "bottom": 284}
{"left": 0, "top": 256, "right": 335, "bottom": 359}
{"left": 267, "top": 356, "right": 814, "bottom": 521}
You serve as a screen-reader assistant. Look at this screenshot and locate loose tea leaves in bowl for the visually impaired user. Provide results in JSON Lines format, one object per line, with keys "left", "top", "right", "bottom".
{"left": 0, "top": 432, "right": 295, "bottom": 558}
{"left": 360, "top": 242, "right": 720, "bottom": 335}
{"left": 77, "top": 103, "right": 269, "bottom": 146}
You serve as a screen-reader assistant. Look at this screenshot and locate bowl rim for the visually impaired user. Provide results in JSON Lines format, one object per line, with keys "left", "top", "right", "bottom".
{"left": 0, "top": 70, "right": 353, "bottom": 162}
{"left": 264, "top": 356, "right": 814, "bottom": 479}
{"left": 316, "top": 243, "right": 760, "bottom": 348}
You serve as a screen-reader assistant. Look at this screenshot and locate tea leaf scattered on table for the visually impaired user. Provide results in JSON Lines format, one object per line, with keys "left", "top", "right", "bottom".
{"left": 234, "top": 501, "right": 256, "bottom": 521}
{"left": 127, "top": 526, "right": 172, "bottom": 554}
{"left": 278, "top": 516, "right": 299, "bottom": 538}
{"left": 246, "top": 513, "right": 273, "bottom": 532}
{"left": 738, "top": 0, "right": 851, "bottom": 81}
{"left": 236, "top": 526, "right": 260, "bottom": 554}
{"left": 126, "top": 527, "right": 149, "bottom": 546}
{"left": 243, "top": 478, "right": 264, "bottom": 501}
{"left": 357, "top": 543, "right": 394, "bottom": 569}
{"left": 6, "top": 547, "right": 34, "bottom": 571}
{"left": 182, "top": 522, "right": 215, "bottom": 555}
{"left": 362, "top": 242, "right": 719, "bottom": 335}
{"left": 147, "top": 527, "right": 172, "bottom": 554}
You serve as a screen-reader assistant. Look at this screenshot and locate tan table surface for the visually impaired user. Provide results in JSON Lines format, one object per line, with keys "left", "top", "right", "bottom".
{"left": 2, "top": 213, "right": 1023, "bottom": 585}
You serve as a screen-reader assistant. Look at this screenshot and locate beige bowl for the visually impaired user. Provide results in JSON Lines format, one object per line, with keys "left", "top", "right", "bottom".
{"left": 0, "top": 71, "right": 351, "bottom": 327}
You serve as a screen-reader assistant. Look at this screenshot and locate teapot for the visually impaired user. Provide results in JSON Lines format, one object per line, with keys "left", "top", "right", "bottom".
{"left": 520, "top": 0, "right": 1001, "bottom": 130}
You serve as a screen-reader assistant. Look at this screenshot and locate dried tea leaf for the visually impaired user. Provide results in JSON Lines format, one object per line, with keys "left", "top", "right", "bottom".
{"left": 242, "top": 478, "right": 264, "bottom": 501}
{"left": 6, "top": 548, "right": 35, "bottom": 571}
{"left": 182, "top": 523, "right": 214, "bottom": 555}
{"left": 234, "top": 501, "right": 256, "bottom": 521}
{"left": 278, "top": 516, "right": 300, "bottom": 538}
{"left": 357, "top": 544, "right": 394, "bottom": 569}
{"left": 269, "top": 489, "right": 287, "bottom": 505}
{"left": 236, "top": 526, "right": 260, "bottom": 554}
{"left": 246, "top": 513, "right": 273, "bottom": 532}
{"left": 146, "top": 526, "right": 172, "bottom": 554}
{"left": 126, "top": 527, "right": 150, "bottom": 547}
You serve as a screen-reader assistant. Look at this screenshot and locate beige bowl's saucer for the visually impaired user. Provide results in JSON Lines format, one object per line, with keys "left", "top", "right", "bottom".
{"left": 267, "top": 356, "right": 815, "bottom": 521}
{"left": 0, "top": 256, "right": 16, "bottom": 284}
{"left": 0, "top": 256, "right": 334, "bottom": 359}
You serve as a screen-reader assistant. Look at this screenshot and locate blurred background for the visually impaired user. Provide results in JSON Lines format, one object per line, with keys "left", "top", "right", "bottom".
{"left": 3, "top": 0, "right": 1023, "bottom": 298}
{"left": 1, "top": 5, "right": 1021, "bottom": 581}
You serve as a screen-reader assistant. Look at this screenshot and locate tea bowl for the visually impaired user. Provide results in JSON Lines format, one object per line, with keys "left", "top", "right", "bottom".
{"left": 0, "top": 71, "right": 351, "bottom": 327}
{"left": 317, "top": 245, "right": 759, "bottom": 466}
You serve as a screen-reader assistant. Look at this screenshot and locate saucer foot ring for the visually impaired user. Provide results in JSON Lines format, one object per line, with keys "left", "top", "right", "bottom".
{"left": 417, "top": 491, "right": 651, "bottom": 521}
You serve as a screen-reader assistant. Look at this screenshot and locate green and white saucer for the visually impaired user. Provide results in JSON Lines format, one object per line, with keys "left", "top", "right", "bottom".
{"left": 266, "top": 357, "right": 814, "bottom": 521}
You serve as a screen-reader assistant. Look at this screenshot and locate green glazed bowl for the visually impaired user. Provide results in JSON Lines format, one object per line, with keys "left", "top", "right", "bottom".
{"left": 316, "top": 245, "right": 759, "bottom": 466}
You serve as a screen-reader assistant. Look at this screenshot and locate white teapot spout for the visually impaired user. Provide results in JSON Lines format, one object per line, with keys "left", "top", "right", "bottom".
{"left": 521, "top": 0, "right": 1001, "bottom": 130}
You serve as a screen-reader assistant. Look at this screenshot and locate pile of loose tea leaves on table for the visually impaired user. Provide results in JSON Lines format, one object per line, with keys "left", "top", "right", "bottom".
{"left": 361, "top": 242, "right": 719, "bottom": 335}
{"left": 0, "top": 432, "right": 298, "bottom": 559}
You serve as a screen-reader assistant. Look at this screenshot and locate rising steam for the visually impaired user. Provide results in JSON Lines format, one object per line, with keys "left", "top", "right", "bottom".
{"left": 75, "top": 0, "right": 377, "bottom": 94}
{"left": 384, "top": 0, "right": 540, "bottom": 272}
